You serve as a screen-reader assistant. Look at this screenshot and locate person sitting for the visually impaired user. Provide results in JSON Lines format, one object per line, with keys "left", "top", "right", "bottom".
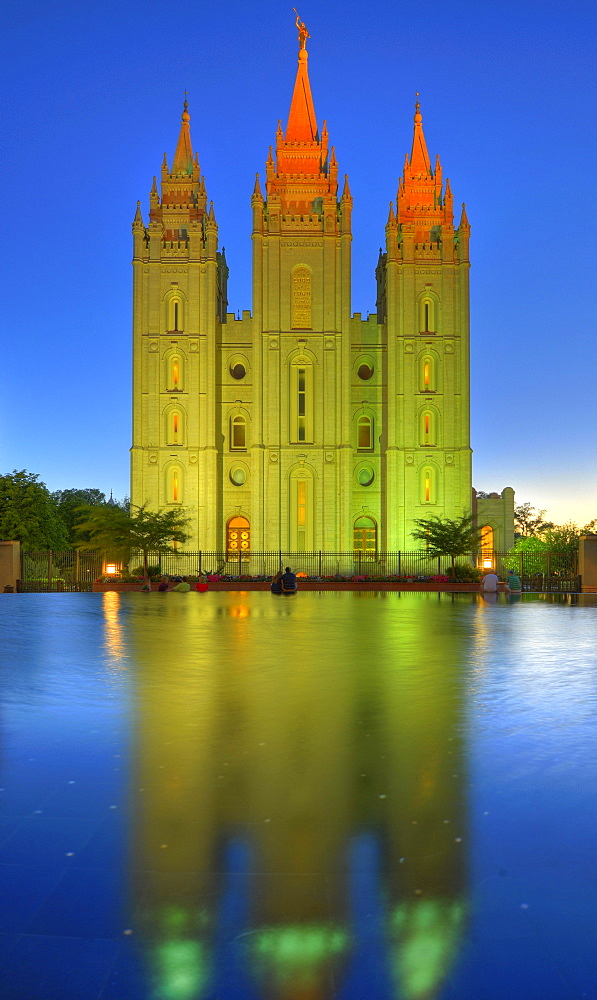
{"left": 157, "top": 576, "right": 169, "bottom": 592}
{"left": 506, "top": 569, "right": 522, "bottom": 592}
{"left": 173, "top": 576, "right": 191, "bottom": 592}
{"left": 481, "top": 571, "right": 500, "bottom": 593}
{"left": 270, "top": 571, "right": 283, "bottom": 594}
{"left": 280, "top": 567, "right": 298, "bottom": 594}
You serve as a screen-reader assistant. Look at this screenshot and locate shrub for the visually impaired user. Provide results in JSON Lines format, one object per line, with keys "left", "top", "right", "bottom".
{"left": 446, "top": 564, "right": 482, "bottom": 582}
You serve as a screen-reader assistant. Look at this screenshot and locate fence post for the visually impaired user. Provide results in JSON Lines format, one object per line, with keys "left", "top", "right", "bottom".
{"left": 546, "top": 551, "right": 551, "bottom": 592}
{"left": 47, "top": 551, "right": 53, "bottom": 591}
{"left": 199, "top": 551, "right": 202, "bottom": 575}
{"left": 318, "top": 550, "right": 322, "bottom": 578}
{"left": 398, "top": 551, "right": 401, "bottom": 576}
{"left": 75, "top": 550, "right": 80, "bottom": 584}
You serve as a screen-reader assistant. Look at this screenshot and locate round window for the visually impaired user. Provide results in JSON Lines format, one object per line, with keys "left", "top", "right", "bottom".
{"left": 357, "top": 466, "right": 375, "bottom": 487}
{"left": 358, "top": 363, "right": 374, "bottom": 381}
{"left": 230, "top": 467, "right": 246, "bottom": 486}
{"left": 230, "top": 363, "right": 246, "bottom": 380}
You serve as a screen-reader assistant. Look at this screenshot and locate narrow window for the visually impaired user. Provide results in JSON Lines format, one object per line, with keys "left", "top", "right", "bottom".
{"left": 173, "top": 471, "right": 179, "bottom": 502}
{"left": 173, "top": 301, "right": 179, "bottom": 331}
{"left": 173, "top": 359, "right": 179, "bottom": 388}
{"left": 173, "top": 412, "right": 179, "bottom": 441}
{"left": 424, "top": 302, "right": 429, "bottom": 331}
{"left": 231, "top": 415, "right": 246, "bottom": 449}
{"left": 421, "top": 465, "right": 436, "bottom": 504}
{"left": 424, "top": 362, "right": 430, "bottom": 386}
{"left": 357, "top": 415, "right": 372, "bottom": 449}
{"left": 297, "top": 480, "right": 306, "bottom": 526}
{"left": 297, "top": 368, "right": 306, "bottom": 442}
{"left": 425, "top": 474, "right": 430, "bottom": 502}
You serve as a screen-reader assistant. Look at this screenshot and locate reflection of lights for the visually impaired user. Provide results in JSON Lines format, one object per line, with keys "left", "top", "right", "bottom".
{"left": 106, "top": 563, "right": 118, "bottom": 575}
{"left": 391, "top": 900, "right": 466, "bottom": 999}
{"left": 230, "top": 604, "right": 250, "bottom": 618}
{"left": 154, "top": 939, "right": 207, "bottom": 1000}
{"left": 253, "top": 924, "right": 348, "bottom": 982}
{"left": 102, "top": 591, "right": 125, "bottom": 665}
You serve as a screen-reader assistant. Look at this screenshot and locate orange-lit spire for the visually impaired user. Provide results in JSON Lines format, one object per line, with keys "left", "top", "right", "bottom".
{"left": 172, "top": 98, "right": 194, "bottom": 175}
{"left": 409, "top": 95, "right": 431, "bottom": 174}
{"left": 286, "top": 13, "right": 317, "bottom": 141}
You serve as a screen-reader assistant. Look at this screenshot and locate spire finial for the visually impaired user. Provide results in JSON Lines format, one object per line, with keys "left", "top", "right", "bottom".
{"left": 182, "top": 91, "right": 190, "bottom": 124}
{"left": 293, "top": 9, "right": 310, "bottom": 50}
{"left": 414, "top": 92, "right": 422, "bottom": 124}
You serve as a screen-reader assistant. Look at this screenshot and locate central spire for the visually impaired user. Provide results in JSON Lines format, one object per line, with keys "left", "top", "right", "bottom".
{"left": 286, "top": 12, "right": 318, "bottom": 141}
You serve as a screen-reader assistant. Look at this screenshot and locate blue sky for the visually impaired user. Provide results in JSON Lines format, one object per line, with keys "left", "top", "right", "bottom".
{"left": 1, "top": 0, "right": 595, "bottom": 525}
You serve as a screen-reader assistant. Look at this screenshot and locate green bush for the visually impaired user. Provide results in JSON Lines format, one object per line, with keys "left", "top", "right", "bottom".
{"left": 447, "top": 564, "right": 482, "bottom": 582}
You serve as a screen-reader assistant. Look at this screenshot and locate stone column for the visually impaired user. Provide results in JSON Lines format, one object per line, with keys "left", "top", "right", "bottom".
{"left": 579, "top": 535, "right": 597, "bottom": 593}
{"left": 0, "top": 541, "right": 21, "bottom": 592}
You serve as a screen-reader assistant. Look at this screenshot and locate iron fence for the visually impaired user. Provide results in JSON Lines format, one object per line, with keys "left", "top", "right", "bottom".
{"left": 19, "top": 548, "right": 580, "bottom": 593}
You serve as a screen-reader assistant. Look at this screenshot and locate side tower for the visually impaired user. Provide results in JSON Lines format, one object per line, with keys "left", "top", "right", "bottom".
{"left": 379, "top": 101, "right": 472, "bottom": 547}
{"left": 250, "top": 17, "right": 354, "bottom": 550}
{"left": 130, "top": 102, "right": 226, "bottom": 547}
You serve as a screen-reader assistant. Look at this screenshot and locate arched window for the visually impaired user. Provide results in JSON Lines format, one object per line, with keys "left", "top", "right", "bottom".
{"left": 420, "top": 465, "right": 436, "bottom": 504}
{"left": 357, "top": 415, "right": 373, "bottom": 450}
{"left": 289, "top": 358, "right": 313, "bottom": 443}
{"left": 419, "top": 409, "right": 437, "bottom": 446}
{"left": 420, "top": 354, "right": 436, "bottom": 392}
{"left": 231, "top": 414, "right": 246, "bottom": 449}
{"left": 227, "top": 516, "right": 250, "bottom": 552}
{"left": 291, "top": 265, "right": 312, "bottom": 329}
{"left": 481, "top": 525, "right": 494, "bottom": 568}
{"left": 166, "top": 465, "right": 183, "bottom": 504}
{"left": 166, "top": 407, "right": 184, "bottom": 445}
{"left": 354, "top": 516, "right": 377, "bottom": 552}
{"left": 419, "top": 296, "right": 436, "bottom": 333}
{"left": 165, "top": 294, "right": 185, "bottom": 332}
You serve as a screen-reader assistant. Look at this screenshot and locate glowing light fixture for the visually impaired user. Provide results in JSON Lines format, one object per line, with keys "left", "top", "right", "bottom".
{"left": 483, "top": 558, "right": 493, "bottom": 569}
{"left": 106, "top": 563, "right": 117, "bottom": 575}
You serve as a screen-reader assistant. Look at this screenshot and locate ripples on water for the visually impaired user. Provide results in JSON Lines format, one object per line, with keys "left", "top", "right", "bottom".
{"left": 0, "top": 592, "right": 595, "bottom": 1000}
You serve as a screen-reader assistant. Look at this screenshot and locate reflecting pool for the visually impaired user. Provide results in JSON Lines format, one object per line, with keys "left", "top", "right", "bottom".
{"left": 0, "top": 592, "right": 596, "bottom": 1000}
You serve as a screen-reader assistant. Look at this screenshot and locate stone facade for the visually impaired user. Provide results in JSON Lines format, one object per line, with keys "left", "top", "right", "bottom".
{"left": 131, "top": 33, "right": 479, "bottom": 551}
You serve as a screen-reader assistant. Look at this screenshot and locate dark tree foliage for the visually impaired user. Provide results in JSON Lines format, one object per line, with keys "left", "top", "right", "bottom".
{"left": 0, "top": 470, "right": 69, "bottom": 549}
{"left": 51, "top": 488, "right": 107, "bottom": 545}
{"left": 514, "top": 502, "right": 555, "bottom": 538}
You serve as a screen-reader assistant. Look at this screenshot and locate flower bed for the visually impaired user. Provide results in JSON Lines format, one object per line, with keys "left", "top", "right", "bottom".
{"left": 92, "top": 573, "right": 490, "bottom": 593}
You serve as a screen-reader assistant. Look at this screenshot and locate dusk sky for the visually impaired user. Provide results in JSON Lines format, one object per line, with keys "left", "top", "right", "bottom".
{"left": 1, "top": 0, "right": 595, "bottom": 526}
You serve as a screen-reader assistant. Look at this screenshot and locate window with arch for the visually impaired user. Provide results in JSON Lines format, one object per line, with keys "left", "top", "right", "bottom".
{"left": 357, "top": 415, "right": 373, "bottom": 450}
{"left": 481, "top": 525, "right": 494, "bottom": 568}
{"left": 419, "top": 296, "right": 436, "bottom": 333}
{"left": 419, "top": 409, "right": 437, "bottom": 447}
{"left": 420, "top": 465, "right": 437, "bottom": 504}
{"left": 353, "top": 516, "right": 377, "bottom": 553}
{"left": 167, "top": 353, "right": 183, "bottom": 391}
{"left": 291, "top": 265, "right": 312, "bottom": 329}
{"left": 230, "top": 414, "right": 247, "bottom": 449}
{"left": 166, "top": 294, "right": 185, "bottom": 332}
{"left": 166, "top": 407, "right": 184, "bottom": 446}
{"left": 289, "top": 359, "right": 314, "bottom": 443}
{"left": 420, "top": 354, "right": 437, "bottom": 392}
{"left": 166, "top": 465, "right": 183, "bottom": 504}
{"left": 227, "top": 516, "right": 250, "bottom": 552}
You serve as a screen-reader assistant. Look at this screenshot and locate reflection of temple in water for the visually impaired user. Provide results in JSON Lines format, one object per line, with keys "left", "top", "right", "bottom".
{"left": 121, "top": 591, "right": 469, "bottom": 999}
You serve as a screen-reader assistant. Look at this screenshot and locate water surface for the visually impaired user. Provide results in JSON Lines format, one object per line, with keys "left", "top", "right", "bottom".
{"left": 0, "top": 592, "right": 596, "bottom": 999}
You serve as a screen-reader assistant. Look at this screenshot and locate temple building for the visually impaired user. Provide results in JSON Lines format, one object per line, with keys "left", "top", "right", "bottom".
{"left": 130, "top": 20, "right": 513, "bottom": 553}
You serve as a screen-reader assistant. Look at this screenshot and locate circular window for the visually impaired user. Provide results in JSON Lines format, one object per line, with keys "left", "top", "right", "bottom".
{"left": 358, "top": 363, "right": 374, "bottom": 381}
{"left": 230, "top": 467, "right": 246, "bottom": 486}
{"left": 230, "top": 363, "right": 246, "bottom": 380}
{"left": 357, "top": 466, "right": 375, "bottom": 487}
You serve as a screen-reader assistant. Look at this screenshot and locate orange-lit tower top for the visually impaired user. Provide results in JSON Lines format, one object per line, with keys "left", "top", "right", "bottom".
{"left": 265, "top": 14, "right": 340, "bottom": 213}
{"left": 395, "top": 97, "right": 454, "bottom": 242}
{"left": 147, "top": 98, "right": 210, "bottom": 239}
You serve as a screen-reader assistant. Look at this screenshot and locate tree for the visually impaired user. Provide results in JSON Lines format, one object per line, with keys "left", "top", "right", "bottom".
{"left": 514, "top": 502, "right": 555, "bottom": 538}
{"left": 0, "top": 470, "right": 69, "bottom": 549}
{"left": 74, "top": 504, "right": 191, "bottom": 576}
{"left": 51, "top": 488, "right": 107, "bottom": 545}
{"left": 411, "top": 514, "right": 483, "bottom": 572}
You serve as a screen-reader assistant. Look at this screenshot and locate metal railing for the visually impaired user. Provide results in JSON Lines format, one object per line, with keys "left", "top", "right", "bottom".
{"left": 19, "top": 548, "right": 580, "bottom": 593}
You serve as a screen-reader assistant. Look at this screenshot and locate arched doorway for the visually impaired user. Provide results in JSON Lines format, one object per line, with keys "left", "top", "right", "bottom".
{"left": 227, "top": 516, "right": 250, "bottom": 553}
{"left": 480, "top": 525, "right": 494, "bottom": 569}
{"left": 353, "top": 516, "right": 377, "bottom": 553}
